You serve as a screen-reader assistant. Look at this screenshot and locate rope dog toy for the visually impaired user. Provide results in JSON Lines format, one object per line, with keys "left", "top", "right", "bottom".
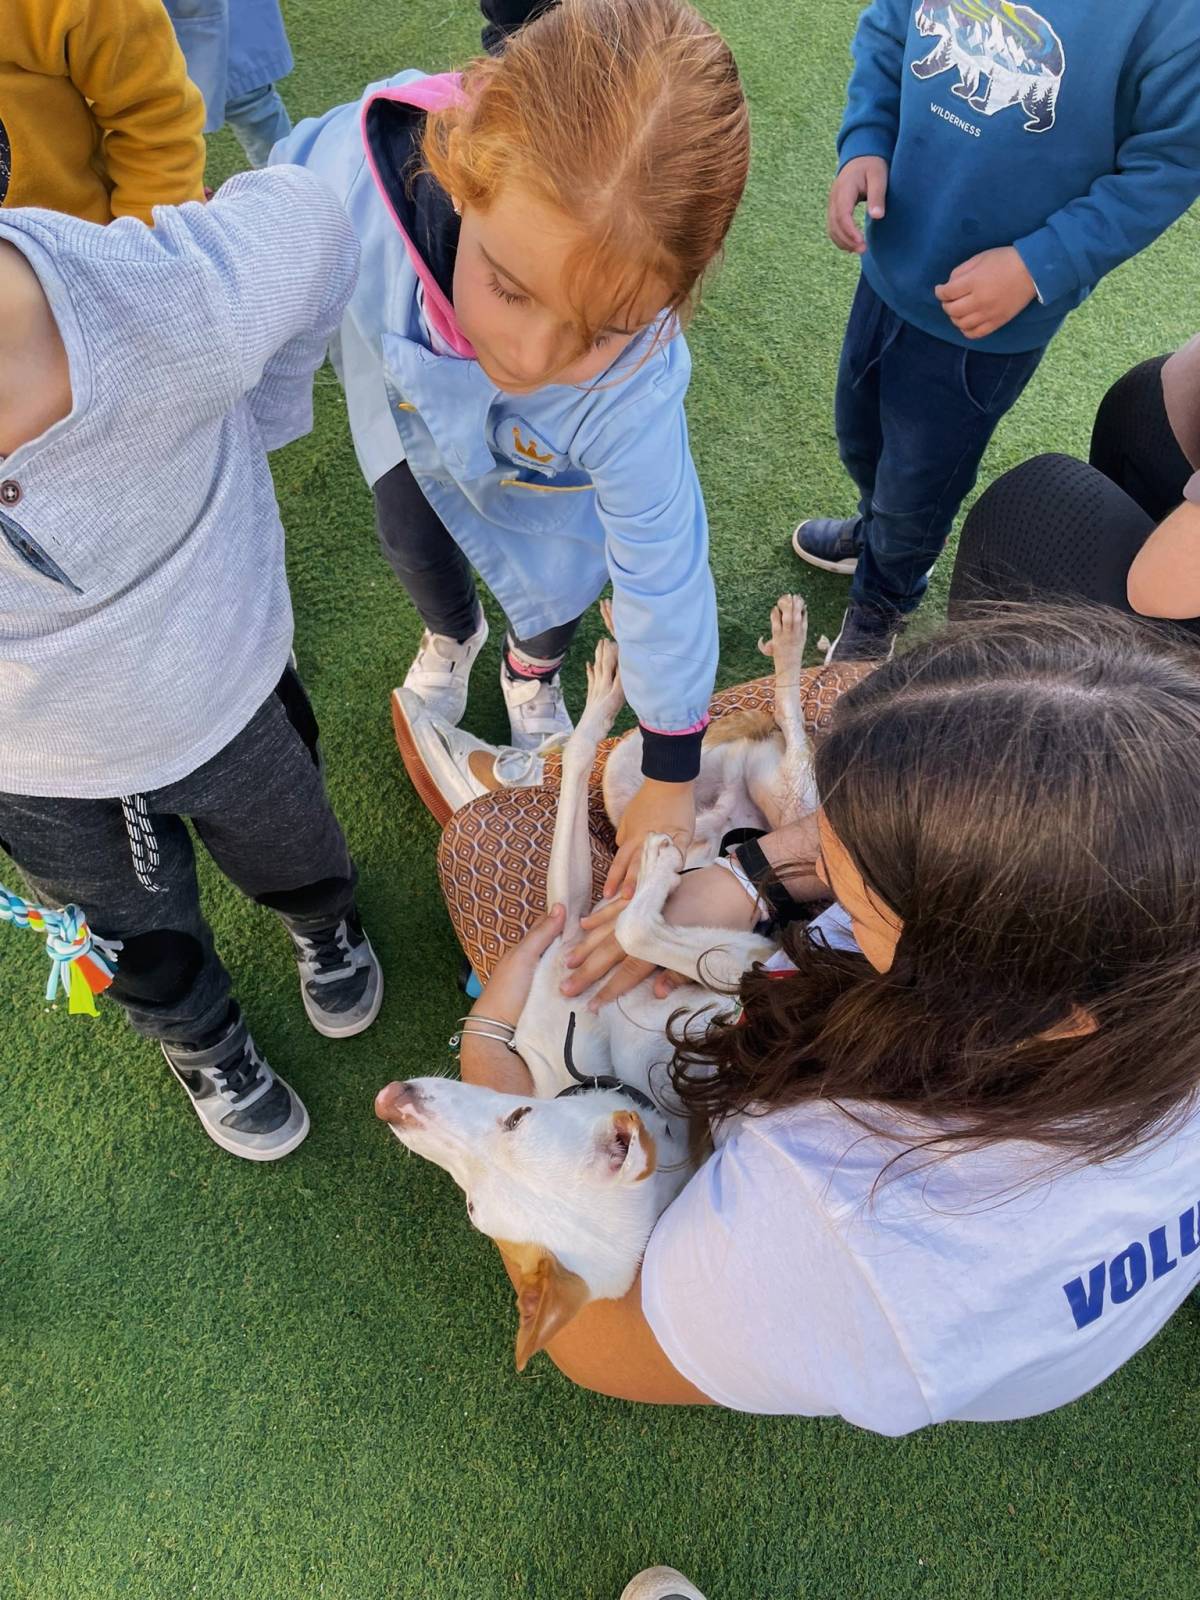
{"left": 0, "top": 883, "right": 119, "bottom": 1017}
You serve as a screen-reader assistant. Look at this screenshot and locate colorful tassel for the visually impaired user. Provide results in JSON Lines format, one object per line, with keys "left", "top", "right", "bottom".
{"left": 1, "top": 884, "right": 119, "bottom": 1017}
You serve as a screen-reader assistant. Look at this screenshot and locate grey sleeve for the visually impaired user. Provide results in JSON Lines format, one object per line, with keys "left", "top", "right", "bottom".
{"left": 168, "top": 165, "right": 361, "bottom": 447}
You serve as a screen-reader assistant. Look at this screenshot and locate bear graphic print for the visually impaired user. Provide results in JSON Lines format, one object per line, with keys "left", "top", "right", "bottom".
{"left": 912, "top": 1, "right": 1065, "bottom": 133}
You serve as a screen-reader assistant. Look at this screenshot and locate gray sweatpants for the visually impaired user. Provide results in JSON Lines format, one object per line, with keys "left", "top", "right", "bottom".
{"left": 0, "top": 668, "right": 356, "bottom": 1044}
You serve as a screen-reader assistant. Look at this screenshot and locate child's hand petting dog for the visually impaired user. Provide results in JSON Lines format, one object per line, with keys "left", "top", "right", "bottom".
{"left": 935, "top": 246, "right": 1037, "bottom": 341}
{"left": 605, "top": 778, "right": 696, "bottom": 900}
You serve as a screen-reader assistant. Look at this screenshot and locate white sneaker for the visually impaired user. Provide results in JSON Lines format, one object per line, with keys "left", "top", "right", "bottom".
{"left": 619, "top": 1570, "right": 708, "bottom": 1600}
{"left": 401, "top": 612, "right": 489, "bottom": 725}
{"left": 501, "top": 666, "right": 574, "bottom": 750}
{"left": 392, "top": 687, "right": 546, "bottom": 826}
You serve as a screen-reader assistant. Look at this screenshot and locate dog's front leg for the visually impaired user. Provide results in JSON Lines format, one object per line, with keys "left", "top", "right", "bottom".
{"left": 615, "top": 834, "right": 776, "bottom": 991}
{"left": 546, "top": 639, "right": 625, "bottom": 931}
{"left": 758, "top": 595, "right": 820, "bottom": 827}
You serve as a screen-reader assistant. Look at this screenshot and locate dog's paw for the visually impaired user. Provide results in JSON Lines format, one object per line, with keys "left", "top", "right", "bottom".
{"left": 638, "top": 831, "right": 687, "bottom": 882}
{"left": 759, "top": 594, "right": 808, "bottom": 665}
{"left": 583, "top": 637, "right": 624, "bottom": 722}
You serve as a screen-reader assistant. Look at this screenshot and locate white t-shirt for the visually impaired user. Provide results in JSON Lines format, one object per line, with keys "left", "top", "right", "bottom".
{"left": 642, "top": 908, "right": 1200, "bottom": 1433}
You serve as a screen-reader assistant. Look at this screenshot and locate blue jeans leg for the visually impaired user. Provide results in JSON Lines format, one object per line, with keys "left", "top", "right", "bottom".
{"left": 224, "top": 83, "right": 293, "bottom": 168}
{"left": 839, "top": 284, "right": 1044, "bottom": 615}
{"left": 833, "top": 276, "right": 900, "bottom": 528}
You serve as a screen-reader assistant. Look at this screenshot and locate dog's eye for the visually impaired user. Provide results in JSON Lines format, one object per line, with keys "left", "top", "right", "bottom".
{"left": 502, "top": 1106, "right": 531, "bottom": 1132}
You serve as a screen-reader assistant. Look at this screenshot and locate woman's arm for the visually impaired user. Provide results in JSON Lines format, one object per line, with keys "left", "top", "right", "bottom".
{"left": 1127, "top": 500, "right": 1200, "bottom": 620}
{"left": 496, "top": 1260, "right": 713, "bottom": 1404}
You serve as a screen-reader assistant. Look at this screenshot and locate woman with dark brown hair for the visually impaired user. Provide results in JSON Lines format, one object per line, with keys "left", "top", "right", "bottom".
{"left": 454, "top": 605, "right": 1200, "bottom": 1430}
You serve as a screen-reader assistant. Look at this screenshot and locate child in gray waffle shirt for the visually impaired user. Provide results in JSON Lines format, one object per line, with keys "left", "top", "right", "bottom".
{"left": 0, "top": 165, "right": 379, "bottom": 1162}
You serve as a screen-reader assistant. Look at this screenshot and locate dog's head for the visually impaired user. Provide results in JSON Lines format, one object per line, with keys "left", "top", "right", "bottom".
{"left": 375, "top": 1077, "right": 687, "bottom": 1368}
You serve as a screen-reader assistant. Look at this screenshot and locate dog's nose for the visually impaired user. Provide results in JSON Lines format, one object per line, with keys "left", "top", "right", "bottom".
{"left": 375, "top": 1081, "right": 422, "bottom": 1123}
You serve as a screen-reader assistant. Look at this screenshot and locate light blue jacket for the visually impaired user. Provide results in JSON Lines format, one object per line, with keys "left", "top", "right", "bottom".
{"left": 164, "top": 0, "right": 294, "bottom": 132}
{"left": 273, "top": 72, "right": 717, "bottom": 745}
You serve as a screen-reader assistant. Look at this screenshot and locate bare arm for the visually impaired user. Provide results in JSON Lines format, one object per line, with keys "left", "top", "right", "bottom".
{"left": 1127, "top": 500, "right": 1200, "bottom": 620}
{"left": 499, "top": 1262, "right": 713, "bottom": 1404}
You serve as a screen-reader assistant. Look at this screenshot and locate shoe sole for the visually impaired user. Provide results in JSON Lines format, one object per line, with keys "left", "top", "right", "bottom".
{"left": 162, "top": 1048, "right": 310, "bottom": 1162}
{"left": 392, "top": 689, "right": 457, "bottom": 827}
{"left": 301, "top": 941, "right": 385, "bottom": 1039}
{"left": 791, "top": 524, "right": 859, "bottom": 575}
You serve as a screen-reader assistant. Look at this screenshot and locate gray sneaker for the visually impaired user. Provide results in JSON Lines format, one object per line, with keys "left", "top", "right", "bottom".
{"left": 289, "top": 908, "right": 384, "bottom": 1039}
{"left": 162, "top": 1012, "right": 309, "bottom": 1161}
{"left": 619, "top": 1570, "right": 707, "bottom": 1600}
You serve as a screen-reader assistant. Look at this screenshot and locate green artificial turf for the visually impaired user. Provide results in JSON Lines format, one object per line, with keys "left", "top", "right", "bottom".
{"left": 4, "top": 2, "right": 1199, "bottom": 1596}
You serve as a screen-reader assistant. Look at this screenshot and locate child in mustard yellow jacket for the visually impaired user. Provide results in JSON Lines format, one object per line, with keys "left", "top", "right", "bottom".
{"left": 1, "top": 0, "right": 206, "bottom": 223}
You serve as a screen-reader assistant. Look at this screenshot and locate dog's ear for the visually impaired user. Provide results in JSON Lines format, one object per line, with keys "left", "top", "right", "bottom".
{"left": 600, "top": 1109, "right": 657, "bottom": 1184}
{"left": 500, "top": 1242, "right": 591, "bottom": 1372}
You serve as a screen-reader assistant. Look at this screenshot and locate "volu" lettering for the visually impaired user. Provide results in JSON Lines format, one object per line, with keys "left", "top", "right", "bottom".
{"left": 1061, "top": 1202, "right": 1199, "bottom": 1330}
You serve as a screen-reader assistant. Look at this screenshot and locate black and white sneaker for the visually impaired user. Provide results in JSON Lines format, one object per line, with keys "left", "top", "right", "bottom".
{"left": 288, "top": 908, "right": 383, "bottom": 1039}
{"left": 161, "top": 1012, "right": 309, "bottom": 1162}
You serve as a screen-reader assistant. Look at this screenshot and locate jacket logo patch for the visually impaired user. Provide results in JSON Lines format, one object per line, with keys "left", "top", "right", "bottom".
{"left": 512, "top": 427, "right": 555, "bottom": 466}
{"left": 912, "top": 1, "right": 1065, "bottom": 134}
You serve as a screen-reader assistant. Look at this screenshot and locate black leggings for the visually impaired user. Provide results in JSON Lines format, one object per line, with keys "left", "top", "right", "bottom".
{"left": 373, "top": 459, "right": 582, "bottom": 661}
{"left": 949, "top": 356, "right": 1199, "bottom": 638}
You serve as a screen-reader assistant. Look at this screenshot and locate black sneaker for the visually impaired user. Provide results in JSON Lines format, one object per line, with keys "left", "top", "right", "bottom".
{"left": 791, "top": 515, "right": 864, "bottom": 574}
{"left": 161, "top": 1012, "right": 309, "bottom": 1161}
{"left": 823, "top": 602, "right": 903, "bottom": 664}
{"left": 288, "top": 908, "right": 383, "bottom": 1039}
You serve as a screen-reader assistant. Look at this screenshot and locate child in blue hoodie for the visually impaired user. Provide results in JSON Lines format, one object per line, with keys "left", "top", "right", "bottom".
{"left": 274, "top": 0, "right": 750, "bottom": 893}
{"left": 792, "top": 0, "right": 1200, "bottom": 661}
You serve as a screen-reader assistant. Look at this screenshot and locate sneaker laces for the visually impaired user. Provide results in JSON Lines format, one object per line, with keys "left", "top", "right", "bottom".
{"left": 294, "top": 921, "right": 357, "bottom": 985}
{"left": 210, "top": 1036, "right": 274, "bottom": 1109}
{"left": 492, "top": 745, "right": 548, "bottom": 786}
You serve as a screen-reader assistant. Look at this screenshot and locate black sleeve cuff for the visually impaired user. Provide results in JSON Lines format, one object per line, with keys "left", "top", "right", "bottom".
{"left": 639, "top": 724, "right": 704, "bottom": 783}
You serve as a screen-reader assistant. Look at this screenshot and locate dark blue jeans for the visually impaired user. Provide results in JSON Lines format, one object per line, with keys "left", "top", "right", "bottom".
{"left": 837, "top": 275, "right": 1045, "bottom": 615}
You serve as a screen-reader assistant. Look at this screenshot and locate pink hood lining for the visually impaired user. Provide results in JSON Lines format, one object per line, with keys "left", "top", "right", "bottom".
{"left": 359, "top": 74, "right": 476, "bottom": 360}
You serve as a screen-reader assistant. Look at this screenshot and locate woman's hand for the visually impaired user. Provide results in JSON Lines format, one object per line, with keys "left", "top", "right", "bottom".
{"left": 560, "top": 896, "right": 689, "bottom": 1008}
{"left": 476, "top": 903, "right": 566, "bottom": 1026}
{"left": 563, "top": 861, "right": 763, "bottom": 1007}
{"left": 605, "top": 778, "right": 696, "bottom": 899}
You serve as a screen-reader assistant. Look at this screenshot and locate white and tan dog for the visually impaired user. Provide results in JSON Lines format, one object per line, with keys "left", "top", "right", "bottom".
{"left": 376, "top": 598, "right": 816, "bottom": 1368}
